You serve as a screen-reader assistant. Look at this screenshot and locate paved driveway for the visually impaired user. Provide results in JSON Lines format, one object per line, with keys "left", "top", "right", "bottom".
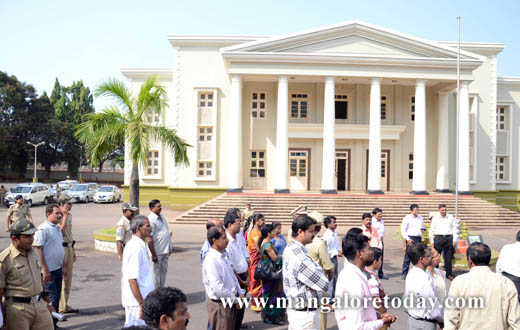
{"left": 0, "top": 202, "right": 515, "bottom": 329}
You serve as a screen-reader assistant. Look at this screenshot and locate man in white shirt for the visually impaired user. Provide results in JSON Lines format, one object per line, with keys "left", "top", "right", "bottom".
{"left": 122, "top": 215, "right": 155, "bottom": 328}
{"left": 203, "top": 226, "right": 245, "bottom": 330}
{"left": 224, "top": 213, "right": 250, "bottom": 330}
{"left": 201, "top": 218, "right": 223, "bottom": 264}
{"left": 400, "top": 204, "right": 426, "bottom": 278}
{"left": 323, "top": 215, "right": 342, "bottom": 298}
{"left": 405, "top": 243, "right": 443, "bottom": 329}
{"left": 429, "top": 204, "right": 458, "bottom": 280}
{"left": 496, "top": 230, "right": 520, "bottom": 301}
{"left": 371, "top": 208, "right": 388, "bottom": 279}
{"left": 147, "top": 199, "right": 171, "bottom": 288}
{"left": 335, "top": 232, "right": 396, "bottom": 330}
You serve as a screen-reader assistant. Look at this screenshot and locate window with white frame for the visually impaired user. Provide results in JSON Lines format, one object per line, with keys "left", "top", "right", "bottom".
{"left": 408, "top": 153, "right": 413, "bottom": 180}
{"left": 335, "top": 94, "right": 348, "bottom": 119}
{"left": 381, "top": 96, "right": 387, "bottom": 120}
{"left": 250, "top": 150, "right": 265, "bottom": 177}
{"left": 198, "top": 127, "right": 213, "bottom": 142}
{"left": 290, "top": 93, "right": 309, "bottom": 118}
{"left": 496, "top": 156, "right": 507, "bottom": 181}
{"left": 497, "top": 106, "right": 507, "bottom": 130}
{"left": 146, "top": 111, "right": 160, "bottom": 124}
{"left": 146, "top": 150, "right": 159, "bottom": 176}
{"left": 410, "top": 96, "right": 415, "bottom": 121}
{"left": 197, "top": 161, "right": 212, "bottom": 177}
{"left": 251, "top": 92, "right": 266, "bottom": 119}
{"left": 199, "top": 92, "right": 214, "bottom": 108}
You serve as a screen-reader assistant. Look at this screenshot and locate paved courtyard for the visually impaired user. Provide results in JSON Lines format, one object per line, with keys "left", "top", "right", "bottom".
{"left": 0, "top": 201, "right": 516, "bottom": 329}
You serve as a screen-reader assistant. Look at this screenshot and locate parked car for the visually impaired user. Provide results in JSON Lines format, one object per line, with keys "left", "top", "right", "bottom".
{"left": 67, "top": 183, "right": 98, "bottom": 203}
{"left": 57, "top": 180, "right": 79, "bottom": 193}
{"left": 94, "top": 185, "right": 122, "bottom": 203}
{"left": 4, "top": 183, "right": 52, "bottom": 207}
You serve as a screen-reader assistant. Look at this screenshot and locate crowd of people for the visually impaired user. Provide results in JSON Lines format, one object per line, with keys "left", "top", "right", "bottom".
{"left": 0, "top": 197, "right": 519, "bottom": 330}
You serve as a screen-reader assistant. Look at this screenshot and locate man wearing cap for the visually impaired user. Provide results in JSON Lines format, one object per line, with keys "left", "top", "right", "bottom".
{"left": 5, "top": 194, "right": 33, "bottom": 232}
{"left": 0, "top": 219, "right": 54, "bottom": 330}
{"left": 57, "top": 194, "right": 79, "bottom": 314}
{"left": 33, "top": 204, "right": 66, "bottom": 329}
{"left": 117, "top": 203, "right": 138, "bottom": 261}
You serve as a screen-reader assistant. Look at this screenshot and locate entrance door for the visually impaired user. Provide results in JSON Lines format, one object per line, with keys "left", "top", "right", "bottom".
{"left": 335, "top": 149, "right": 350, "bottom": 191}
{"left": 289, "top": 149, "right": 310, "bottom": 191}
{"left": 365, "top": 150, "right": 390, "bottom": 191}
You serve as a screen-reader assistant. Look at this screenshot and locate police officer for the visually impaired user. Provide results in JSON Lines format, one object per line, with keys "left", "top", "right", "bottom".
{"left": 0, "top": 219, "right": 54, "bottom": 330}
{"left": 5, "top": 194, "right": 33, "bottom": 232}
{"left": 116, "top": 202, "right": 138, "bottom": 261}
{"left": 57, "top": 194, "right": 79, "bottom": 314}
{"left": 0, "top": 185, "right": 6, "bottom": 207}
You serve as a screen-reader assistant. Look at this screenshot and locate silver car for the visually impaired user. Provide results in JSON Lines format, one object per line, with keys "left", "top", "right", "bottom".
{"left": 67, "top": 183, "right": 98, "bottom": 203}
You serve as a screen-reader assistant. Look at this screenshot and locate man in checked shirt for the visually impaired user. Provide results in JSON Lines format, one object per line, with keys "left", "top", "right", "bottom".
{"left": 283, "top": 214, "right": 329, "bottom": 330}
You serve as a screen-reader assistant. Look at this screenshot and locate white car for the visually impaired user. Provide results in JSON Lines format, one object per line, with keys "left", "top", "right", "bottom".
{"left": 57, "top": 180, "right": 79, "bottom": 193}
{"left": 67, "top": 183, "right": 98, "bottom": 203}
{"left": 94, "top": 185, "right": 122, "bottom": 203}
{"left": 4, "top": 183, "right": 52, "bottom": 207}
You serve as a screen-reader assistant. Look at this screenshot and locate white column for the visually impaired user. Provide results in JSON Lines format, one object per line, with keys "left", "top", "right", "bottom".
{"left": 458, "top": 81, "right": 471, "bottom": 193}
{"left": 321, "top": 77, "right": 336, "bottom": 193}
{"left": 227, "top": 75, "right": 242, "bottom": 192}
{"left": 412, "top": 79, "right": 428, "bottom": 194}
{"left": 367, "top": 78, "right": 383, "bottom": 194}
{"left": 435, "top": 92, "right": 450, "bottom": 192}
{"left": 274, "top": 76, "right": 290, "bottom": 193}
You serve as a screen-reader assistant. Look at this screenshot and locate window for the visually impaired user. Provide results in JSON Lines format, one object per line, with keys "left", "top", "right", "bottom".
{"left": 380, "top": 96, "right": 387, "bottom": 120}
{"left": 146, "top": 150, "right": 159, "bottom": 175}
{"left": 197, "top": 161, "right": 212, "bottom": 177}
{"left": 497, "top": 106, "right": 506, "bottom": 130}
{"left": 408, "top": 153, "right": 413, "bottom": 180}
{"left": 290, "top": 93, "right": 308, "bottom": 118}
{"left": 381, "top": 152, "right": 387, "bottom": 178}
{"left": 335, "top": 94, "right": 348, "bottom": 119}
{"left": 289, "top": 151, "right": 307, "bottom": 177}
{"left": 410, "top": 96, "right": 415, "bottom": 121}
{"left": 496, "top": 157, "right": 506, "bottom": 181}
{"left": 251, "top": 92, "right": 266, "bottom": 119}
{"left": 146, "top": 111, "right": 160, "bottom": 124}
{"left": 198, "top": 127, "right": 213, "bottom": 142}
{"left": 250, "top": 151, "right": 265, "bottom": 177}
{"left": 199, "top": 92, "right": 214, "bottom": 108}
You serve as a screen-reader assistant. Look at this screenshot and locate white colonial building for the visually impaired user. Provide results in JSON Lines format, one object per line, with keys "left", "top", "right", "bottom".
{"left": 122, "top": 21, "right": 520, "bottom": 197}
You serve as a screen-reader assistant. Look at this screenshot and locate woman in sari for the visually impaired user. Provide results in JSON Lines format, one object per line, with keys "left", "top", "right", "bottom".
{"left": 247, "top": 213, "right": 265, "bottom": 312}
{"left": 258, "top": 224, "right": 286, "bottom": 325}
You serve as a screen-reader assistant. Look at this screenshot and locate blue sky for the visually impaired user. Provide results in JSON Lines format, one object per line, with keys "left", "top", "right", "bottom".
{"left": 1, "top": 0, "right": 519, "bottom": 109}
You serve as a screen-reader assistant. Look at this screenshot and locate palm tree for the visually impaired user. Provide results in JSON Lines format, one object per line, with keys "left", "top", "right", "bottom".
{"left": 75, "top": 75, "right": 190, "bottom": 210}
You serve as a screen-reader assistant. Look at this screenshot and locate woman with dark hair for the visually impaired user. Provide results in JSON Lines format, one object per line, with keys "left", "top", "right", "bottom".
{"left": 270, "top": 222, "right": 287, "bottom": 255}
{"left": 258, "top": 224, "right": 285, "bottom": 325}
{"left": 247, "top": 213, "right": 265, "bottom": 312}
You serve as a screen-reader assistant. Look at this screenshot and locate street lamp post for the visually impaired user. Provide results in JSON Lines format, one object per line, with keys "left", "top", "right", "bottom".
{"left": 27, "top": 141, "right": 45, "bottom": 182}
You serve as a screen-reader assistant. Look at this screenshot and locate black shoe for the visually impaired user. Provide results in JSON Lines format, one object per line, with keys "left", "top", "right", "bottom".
{"left": 379, "top": 274, "right": 389, "bottom": 280}
{"left": 64, "top": 308, "right": 79, "bottom": 314}
{"left": 240, "top": 325, "right": 248, "bottom": 329}
{"left": 446, "top": 275, "right": 455, "bottom": 281}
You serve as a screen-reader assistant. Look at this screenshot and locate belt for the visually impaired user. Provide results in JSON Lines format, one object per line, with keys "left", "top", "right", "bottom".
{"left": 412, "top": 316, "right": 437, "bottom": 324}
{"left": 9, "top": 295, "right": 39, "bottom": 304}
{"left": 63, "top": 242, "right": 69, "bottom": 247}
{"left": 294, "top": 307, "right": 317, "bottom": 312}
{"left": 434, "top": 234, "right": 453, "bottom": 238}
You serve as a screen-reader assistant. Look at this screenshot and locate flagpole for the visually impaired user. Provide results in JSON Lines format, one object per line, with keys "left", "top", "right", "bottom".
{"left": 455, "top": 16, "right": 461, "bottom": 220}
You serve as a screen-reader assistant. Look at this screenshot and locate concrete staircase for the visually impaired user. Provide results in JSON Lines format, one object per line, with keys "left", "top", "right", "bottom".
{"left": 173, "top": 192, "right": 520, "bottom": 227}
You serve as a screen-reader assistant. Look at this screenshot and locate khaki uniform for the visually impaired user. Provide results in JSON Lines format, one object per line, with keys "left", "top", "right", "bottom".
{"left": 59, "top": 212, "right": 74, "bottom": 313}
{"left": 0, "top": 188, "right": 6, "bottom": 204}
{"left": 115, "top": 216, "right": 132, "bottom": 245}
{"left": 307, "top": 236, "right": 334, "bottom": 330}
{"left": 0, "top": 244, "right": 53, "bottom": 330}
{"left": 7, "top": 204, "right": 31, "bottom": 224}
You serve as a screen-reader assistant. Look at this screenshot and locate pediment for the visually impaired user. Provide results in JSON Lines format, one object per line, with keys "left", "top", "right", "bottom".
{"left": 222, "top": 21, "right": 483, "bottom": 61}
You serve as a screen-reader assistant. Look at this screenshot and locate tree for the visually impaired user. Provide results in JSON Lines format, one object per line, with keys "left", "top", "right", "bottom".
{"left": 75, "top": 76, "right": 190, "bottom": 210}
{"left": 50, "top": 79, "right": 95, "bottom": 177}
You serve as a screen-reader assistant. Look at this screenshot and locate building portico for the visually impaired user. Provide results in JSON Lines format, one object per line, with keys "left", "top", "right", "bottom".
{"left": 123, "top": 20, "right": 519, "bottom": 201}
